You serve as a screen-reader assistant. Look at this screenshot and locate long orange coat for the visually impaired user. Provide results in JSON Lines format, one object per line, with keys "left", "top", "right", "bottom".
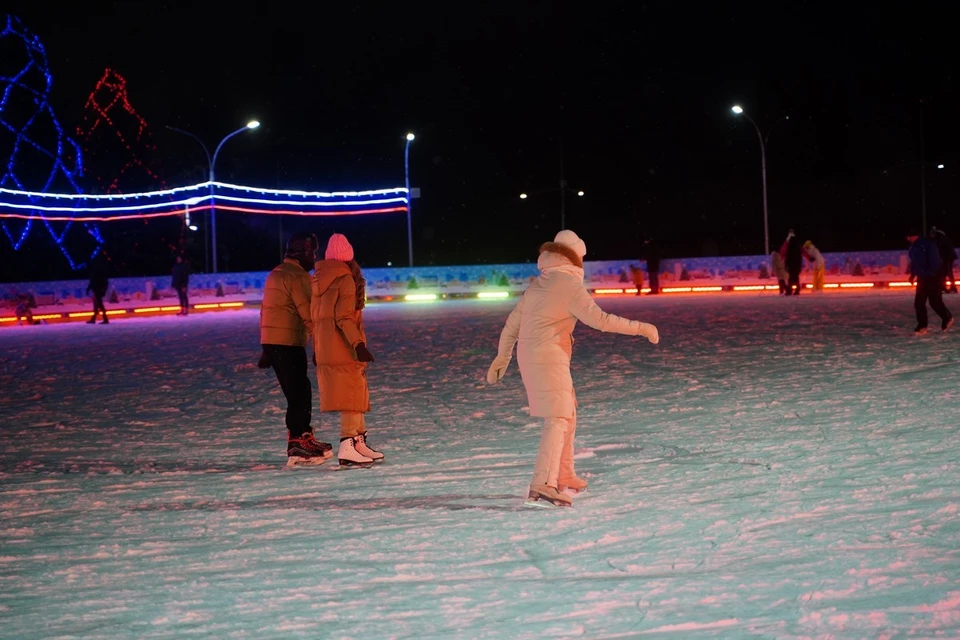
{"left": 310, "top": 260, "right": 369, "bottom": 413}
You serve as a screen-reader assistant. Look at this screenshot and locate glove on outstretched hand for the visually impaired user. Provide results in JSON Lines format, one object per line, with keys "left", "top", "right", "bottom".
{"left": 257, "top": 349, "right": 272, "bottom": 369}
{"left": 486, "top": 355, "right": 511, "bottom": 384}
{"left": 355, "top": 342, "right": 375, "bottom": 362}
{"left": 637, "top": 322, "right": 660, "bottom": 345}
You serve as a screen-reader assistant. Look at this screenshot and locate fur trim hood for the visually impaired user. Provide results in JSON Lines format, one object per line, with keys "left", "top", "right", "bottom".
{"left": 538, "top": 242, "right": 583, "bottom": 268}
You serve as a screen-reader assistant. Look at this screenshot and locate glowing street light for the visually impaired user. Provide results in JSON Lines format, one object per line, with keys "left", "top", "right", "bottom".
{"left": 188, "top": 224, "right": 198, "bottom": 231}
{"left": 938, "top": 164, "right": 945, "bottom": 169}
{"left": 404, "top": 132, "right": 416, "bottom": 267}
{"left": 519, "top": 193, "right": 528, "bottom": 199}
{"left": 730, "top": 104, "right": 789, "bottom": 256}
{"left": 577, "top": 190, "right": 584, "bottom": 196}
{"left": 166, "top": 119, "right": 261, "bottom": 272}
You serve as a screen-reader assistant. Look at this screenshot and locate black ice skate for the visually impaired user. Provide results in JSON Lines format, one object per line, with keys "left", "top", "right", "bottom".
{"left": 286, "top": 433, "right": 333, "bottom": 468}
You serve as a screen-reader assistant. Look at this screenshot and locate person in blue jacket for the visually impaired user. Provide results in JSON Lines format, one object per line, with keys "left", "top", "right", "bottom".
{"left": 907, "top": 228, "right": 953, "bottom": 334}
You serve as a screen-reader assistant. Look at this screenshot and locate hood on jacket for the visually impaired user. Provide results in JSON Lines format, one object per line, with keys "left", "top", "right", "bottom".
{"left": 312, "top": 259, "right": 353, "bottom": 295}
{"left": 538, "top": 241, "right": 583, "bottom": 268}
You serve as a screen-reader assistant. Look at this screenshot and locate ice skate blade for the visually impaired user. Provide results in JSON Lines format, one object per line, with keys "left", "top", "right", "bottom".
{"left": 526, "top": 490, "right": 572, "bottom": 507}
{"left": 286, "top": 456, "right": 329, "bottom": 468}
{"left": 338, "top": 459, "right": 375, "bottom": 468}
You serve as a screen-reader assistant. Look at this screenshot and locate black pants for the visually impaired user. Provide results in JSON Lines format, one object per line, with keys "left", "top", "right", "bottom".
{"left": 778, "top": 279, "right": 788, "bottom": 294}
{"left": 787, "top": 272, "right": 801, "bottom": 295}
{"left": 915, "top": 276, "right": 952, "bottom": 329}
{"left": 92, "top": 291, "right": 107, "bottom": 318}
{"left": 176, "top": 287, "right": 189, "bottom": 312}
{"left": 262, "top": 344, "right": 313, "bottom": 437}
{"left": 648, "top": 272, "right": 660, "bottom": 294}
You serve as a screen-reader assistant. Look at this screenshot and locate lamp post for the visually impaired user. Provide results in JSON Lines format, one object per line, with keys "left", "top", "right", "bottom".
{"left": 166, "top": 120, "right": 260, "bottom": 273}
{"left": 731, "top": 105, "right": 789, "bottom": 256}
{"left": 404, "top": 132, "right": 415, "bottom": 267}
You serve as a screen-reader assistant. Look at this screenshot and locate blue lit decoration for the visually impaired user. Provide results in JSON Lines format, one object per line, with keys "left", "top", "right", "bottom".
{"left": 0, "top": 181, "right": 409, "bottom": 222}
{"left": 0, "top": 15, "right": 102, "bottom": 269}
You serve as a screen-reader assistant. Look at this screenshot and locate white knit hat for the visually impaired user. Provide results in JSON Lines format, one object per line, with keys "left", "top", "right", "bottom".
{"left": 325, "top": 233, "right": 354, "bottom": 261}
{"left": 553, "top": 229, "right": 587, "bottom": 259}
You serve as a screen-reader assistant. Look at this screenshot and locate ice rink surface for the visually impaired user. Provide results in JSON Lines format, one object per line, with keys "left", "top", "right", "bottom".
{"left": 2, "top": 293, "right": 959, "bottom": 638}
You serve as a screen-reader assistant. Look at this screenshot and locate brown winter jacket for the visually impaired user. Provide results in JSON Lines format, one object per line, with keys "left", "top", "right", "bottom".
{"left": 310, "top": 260, "right": 369, "bottom": 413}
{"left": 260, "top": 259, "right": 313, "bottom": 346}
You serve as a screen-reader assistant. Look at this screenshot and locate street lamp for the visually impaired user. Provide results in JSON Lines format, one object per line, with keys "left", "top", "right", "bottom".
{"left": 166, "top": 120, "right": 260, "bottom": 273}
{"left": 730, "top": 104, "right": 789, "bottom": 256}
{"left": 404, "top": 132, "right": 415, "bottom": 267}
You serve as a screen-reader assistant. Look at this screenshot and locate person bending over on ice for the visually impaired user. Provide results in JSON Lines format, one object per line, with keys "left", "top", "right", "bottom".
{"left": 486, "top": 230, "right": 660, "bottom": 507}
{"left": 260, "top": 232, "right": 333, "bottom": 466}
{"left": 803, "top": 240, "right": 825, "bottom": 293}
{"left": 311, "top": 233, "right": 383, "bottom": 467}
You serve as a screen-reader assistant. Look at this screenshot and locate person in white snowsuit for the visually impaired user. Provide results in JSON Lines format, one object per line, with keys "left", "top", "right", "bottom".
{"left": 486, "top": 230, "right": 660, "bottom": 506}
{"left": 803, "top": 240, "right": 826, "bottom": 292}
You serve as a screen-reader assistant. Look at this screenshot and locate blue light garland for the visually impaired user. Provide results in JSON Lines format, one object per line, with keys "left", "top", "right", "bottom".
{"left": 0, "top": 15, "right": 102, "bottom": 269}
{"left": 0, "top": 181, "right": 410, "bottom": 221}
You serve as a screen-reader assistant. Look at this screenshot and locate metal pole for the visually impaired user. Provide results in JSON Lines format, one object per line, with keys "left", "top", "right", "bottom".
{"left": 743, "top": 114, "right": 769, "bottom": 255}
{"left": 760, "top": 140, "right": 769, "bottom": 257}
{"left": 210, "top": 126, "right": 256, "bottom": 274}
{"left": 560, "top": 181, "right": 566, "bottom": 231}
{"left": 208, "top": 175, "right": 216, "bottom": 273}
{"left": 165, "top": 126, "right": 213, "bottom": 272}
{"left": 559, "top": 141, "right": 566, "bottom": 231}
{"left": 405, "top": 138, "right": 413, "bottom": 267}
{"left": 920, "top": 101, "right": 927, "bottom": 236}
{"left": 277, "top": 159, "right": 283, "bottom": 259}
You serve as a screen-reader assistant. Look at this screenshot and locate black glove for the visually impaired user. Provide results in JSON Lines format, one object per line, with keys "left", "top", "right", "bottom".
{"left": 355, "top": 342, "right": 375, "bottom": 362}
{"left": 257, "top": 349, "right": 272, "bottom": 369}
{"left": 312, "top": 352, "right": 317, "bottom": 366}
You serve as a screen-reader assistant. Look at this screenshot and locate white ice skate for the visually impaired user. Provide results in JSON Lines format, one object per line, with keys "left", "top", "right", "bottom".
{"left": 338, "top": 437, "right": 375, "bottom": 467}
{"left": 354, "top": 433, "right": 384, "bottom": 462}
{"left": 527, "top": 484, "right": 573, "bottom": 507}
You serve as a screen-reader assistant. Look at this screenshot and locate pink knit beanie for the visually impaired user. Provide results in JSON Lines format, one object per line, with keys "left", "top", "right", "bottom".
{"left": 325, "top": 233, "right": 354, "bottom": 261}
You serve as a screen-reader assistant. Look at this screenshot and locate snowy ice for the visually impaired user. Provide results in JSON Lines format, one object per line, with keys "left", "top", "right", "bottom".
{"left": 1, "top": 292, "right": 959, "bottom": 638}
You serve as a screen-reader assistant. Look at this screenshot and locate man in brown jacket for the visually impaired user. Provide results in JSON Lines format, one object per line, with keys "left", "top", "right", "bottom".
{"left": 260, "top": 232, "right": 332, "bottom": 466}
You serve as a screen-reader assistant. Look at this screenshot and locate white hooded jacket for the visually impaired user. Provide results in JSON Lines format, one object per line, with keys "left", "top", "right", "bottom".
{"left": 491, "top": 238, "right": 658, "bottom": 418}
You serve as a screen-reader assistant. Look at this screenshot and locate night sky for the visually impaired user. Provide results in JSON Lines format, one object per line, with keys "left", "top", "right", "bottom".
{"left": 2, "top": 1, "right": 959, "bottom": 279}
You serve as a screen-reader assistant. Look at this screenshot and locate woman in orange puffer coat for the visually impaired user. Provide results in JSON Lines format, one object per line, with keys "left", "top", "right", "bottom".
{"left": 487, "top": 230, "right": 660, "bottom": 506}
{"left": 311, "top": 234, "right": 383, "bottom": 466}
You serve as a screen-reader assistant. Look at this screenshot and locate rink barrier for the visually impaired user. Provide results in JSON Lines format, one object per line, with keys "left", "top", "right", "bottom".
{"left": 0, "top": 280, "right": 942, "bottom": 326}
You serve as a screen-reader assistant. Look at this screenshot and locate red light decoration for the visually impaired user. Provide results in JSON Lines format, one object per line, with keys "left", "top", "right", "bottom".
{"left": 75, "top": 69, "right": 167, "bottom": 195}
{"left": 75, "top": 68, "right": 178, "bottom": 269}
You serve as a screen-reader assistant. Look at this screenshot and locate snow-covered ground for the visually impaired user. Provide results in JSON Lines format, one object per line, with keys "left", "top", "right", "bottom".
{"left": 1, "top": 293, "right": 958, "bottom": 639}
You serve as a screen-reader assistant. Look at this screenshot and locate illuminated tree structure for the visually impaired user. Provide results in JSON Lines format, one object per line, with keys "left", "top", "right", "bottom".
{"left": 76, "top": 68, "right": 180, "bottom": 274}
{"left": 0, "top": 14, "right": 102, "bottom": 271}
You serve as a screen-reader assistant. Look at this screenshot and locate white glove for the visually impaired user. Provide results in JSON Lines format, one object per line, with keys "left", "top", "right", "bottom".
{"left": 486, "top": 355, "right": 511, "bottom": 384}
{"left": 637, "top": 322, "right": 659, "bottom": 345}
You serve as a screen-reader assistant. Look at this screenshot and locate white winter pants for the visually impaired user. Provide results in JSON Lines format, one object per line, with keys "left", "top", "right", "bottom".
{"left": 530, "top": 411, "right": 577, "bottom": 489}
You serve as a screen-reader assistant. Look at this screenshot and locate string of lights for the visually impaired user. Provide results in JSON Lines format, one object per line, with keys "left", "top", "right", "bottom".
{"left": 0, "top": 14, "right": 102, "bottom": 269}
{"left": 0, "top": 204, "right": 410, "bottom": 223}
{"left": 75, "top": 69, "right": 167, "bottom": 196}
{"left": 0, "top": 182, "right": 409, "bottom": 200}
{"left": 0, "top": 181, "right": 410, "bottom": 221}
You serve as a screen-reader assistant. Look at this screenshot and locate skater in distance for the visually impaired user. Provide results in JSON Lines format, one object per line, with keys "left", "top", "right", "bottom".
{"left": 487, "top": 230, "right": 660, "bottom": 507}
